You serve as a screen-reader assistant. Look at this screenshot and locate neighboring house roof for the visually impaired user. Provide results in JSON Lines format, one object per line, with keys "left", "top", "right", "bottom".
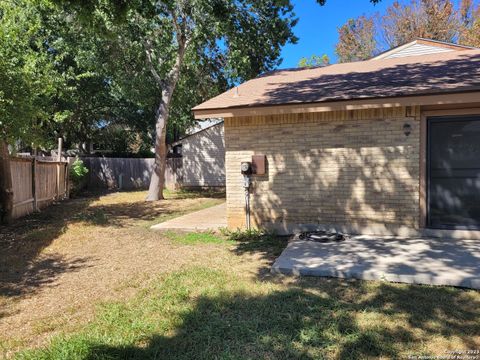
{"left": 186, "top": 118, "right": 223, "bottom": 134}
{"left": 193, "top": 49, "right": 480, "bottom": 119}
{"left": 172, "top": 121, "right": 223, "bottom": 146}
{"left": 371, "top": 38, "right": 478, "bottom": 60}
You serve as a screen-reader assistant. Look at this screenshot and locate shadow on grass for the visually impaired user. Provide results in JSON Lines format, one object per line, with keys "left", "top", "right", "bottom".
{"left": 0, "top": 196, "right": 100, "bottom": 298}
{"left": 59, "top": 290, "right": 408, "bottom": 359}
{"left": 0, "top": 189, "right": 225, "bottom": 298}
{"left": 0, "top": 255, "right": 94, "bottom": 299}
{"left": 73, "top": 189, "right": 225, "bottom": 228}
{"left": 35, "top": 269, "right": 480, "bottom": 360}
{"left": 73, "top": 201, "right": 180, "bottom": 227}
{"left": 231, "top": 234, "right": 288, "bottom": 259}
{"left": 359, "top": 282, "right": 480, "bottom": 351}
{"left": 225, "top": 230, "right": 289, "bottom": 279}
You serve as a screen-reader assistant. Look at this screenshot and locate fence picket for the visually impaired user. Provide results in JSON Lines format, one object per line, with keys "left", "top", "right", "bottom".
{"left": 10, "top": 157, "right": 68, "bottom": 220}
{"left": 82, "top": 157, "right": 180, "bottom": 191}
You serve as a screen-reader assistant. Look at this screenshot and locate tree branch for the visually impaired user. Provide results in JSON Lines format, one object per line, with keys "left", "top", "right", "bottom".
{"left": 164, "top": 4, "right": 193, "bottom": 85}
{"left": 144, "top": 39, "right": 163, "bottom": 87}
{"left": 167, "top": 7, "right": 184, "bottom": 45}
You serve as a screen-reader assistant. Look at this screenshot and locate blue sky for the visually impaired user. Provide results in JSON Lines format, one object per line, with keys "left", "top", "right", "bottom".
{"left": 280, "top": 0, "right": 462, "bottom": 67}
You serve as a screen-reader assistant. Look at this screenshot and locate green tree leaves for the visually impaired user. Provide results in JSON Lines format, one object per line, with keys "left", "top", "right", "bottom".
{"left": 0, "top": 0, "right": 57, "bottom": 145}
{"left": 298, "top": 54, "right": 330, "bottom": 68}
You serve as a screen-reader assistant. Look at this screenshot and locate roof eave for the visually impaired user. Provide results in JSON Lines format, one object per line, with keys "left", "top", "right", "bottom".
{"left": 192, "top": 91, "right": 480, "bottom": 119}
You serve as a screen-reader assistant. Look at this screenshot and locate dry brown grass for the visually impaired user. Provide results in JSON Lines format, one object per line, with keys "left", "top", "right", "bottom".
{"left": 0, "top": 190, "right": 227, "bottom": 354}
{"left": 1, "top": 190, "right": 479, "bottom": 359}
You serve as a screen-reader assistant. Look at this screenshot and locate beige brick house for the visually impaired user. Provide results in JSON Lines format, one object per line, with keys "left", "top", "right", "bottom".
{"left": 193, "top": 39, "right": 480, "bottom": 236}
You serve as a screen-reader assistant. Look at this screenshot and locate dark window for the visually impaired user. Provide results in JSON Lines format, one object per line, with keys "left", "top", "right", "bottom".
{"left": 428, "top": 115, "right": 480, "bottom": 229}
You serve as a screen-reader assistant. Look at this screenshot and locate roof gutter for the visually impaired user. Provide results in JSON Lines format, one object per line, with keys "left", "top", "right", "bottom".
{"left": 192, "top": 91, "right": 480, "bottom": 119}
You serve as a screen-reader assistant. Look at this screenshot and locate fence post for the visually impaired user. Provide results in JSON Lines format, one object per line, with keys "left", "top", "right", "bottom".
{"left": 66, "top": 157, "right": 73, "bottom": 198}
{"left": 56, "top": 138, "right": 62, "bottom": 200}
{"left": 32, "top": 157, "right": 38, "bottom": 212}
{"left": 0, "top": 141, "right": 13, "bottom": 223}
{"left": 64, "top": 163, "right": 68, "bottom": 199}
{"left": 55, "top": 163, "right": 59, "bottom": 199}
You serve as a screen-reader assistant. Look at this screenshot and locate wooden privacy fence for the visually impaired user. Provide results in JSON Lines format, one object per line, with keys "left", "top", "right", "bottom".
{"left": 82, "top": 157, "right": 182, "bottom": 191}
{"left": 10, "top": 157, "right": 68, "bottom": 219}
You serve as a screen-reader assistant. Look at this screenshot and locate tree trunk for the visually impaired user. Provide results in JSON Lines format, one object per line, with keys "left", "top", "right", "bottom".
{"left": 146, "top": 107, "right": 168, "bottom": 201}
{"left": 146, "top": 85, "right": 175, "bottom": 201}
{"left": 0, "top": 139, "right": 13, "bottom": 224}
{"left": 145, "top": 24, "right": 188, "bottom": 201}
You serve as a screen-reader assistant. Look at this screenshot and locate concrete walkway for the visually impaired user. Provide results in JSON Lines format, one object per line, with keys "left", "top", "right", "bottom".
{"left": 150, "top": 203, "right": 226, "bottom": 231}
{"left": 272, "top": 235, "right": 480, "bottom": 289}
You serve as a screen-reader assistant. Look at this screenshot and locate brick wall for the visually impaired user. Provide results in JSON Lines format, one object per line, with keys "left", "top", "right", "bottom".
{"left": 224, "top": 107, "right": 421, "bottom": 235}
{"left": 178, "top": 123, "right": 225, "bottom": 187}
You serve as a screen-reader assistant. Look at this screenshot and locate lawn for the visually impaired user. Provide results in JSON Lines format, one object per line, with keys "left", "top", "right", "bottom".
{"left": 1, "top": 190, "right": 479, "bottom": 359}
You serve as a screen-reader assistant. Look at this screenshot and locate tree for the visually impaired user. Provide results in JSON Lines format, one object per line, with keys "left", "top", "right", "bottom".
{"left": 298, "top": 54, "right": 330, "bottom": 68}
{"left": 57, "top": 0, "right": 383, "bottom": 201}
{"left": 335, "top": 16, "right": 376, "bottom": 63}
{"left": 0, "top": 0, "right": 115, "bottom": 221}
{"left": 0, "top": 0, "right": 57, "bottom": 223}
{"left": 105, "top": 1, "right": 299, "bottom": 201}
{"left": 459, "top": 0, "right": 480, "bottom": 46}
{"left": 0, "top": 1, "right": 57, "bottom": 145}
{"left": 25, "top": 2, "right": 157, "bottom": 155}
{"left": 2, "top": 0, "right": 385, "bottom": 211}
{"left": 381, "top": 0, "right": 458, "bottom": 48}
{"left": 33, "top": 3, "right": 152, "bottom": 153}
{"left": 335, "top": 0, "right": 480, "bottom": 62}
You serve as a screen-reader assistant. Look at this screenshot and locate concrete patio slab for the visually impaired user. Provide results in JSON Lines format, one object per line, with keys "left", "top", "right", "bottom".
{"left": 150, "top": 203, "right": 226, "bottom": 231}
{"left": 272, "top": 235, "right": 480, "bottom": 289}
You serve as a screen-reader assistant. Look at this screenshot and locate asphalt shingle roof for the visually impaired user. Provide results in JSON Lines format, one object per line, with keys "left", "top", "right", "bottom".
{"left": 193, "top": 50, "right": 480, "bottom": 112}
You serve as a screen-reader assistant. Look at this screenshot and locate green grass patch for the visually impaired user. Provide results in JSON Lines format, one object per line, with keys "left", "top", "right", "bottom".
{"left": 15, "top": 266, "right": 480, "bottom": 360}
{"left": 74, "top": 208, "right": 109, "bottom": 225}
{"left": 17, "top": 268, "right": 337, "bottom": 359}
{"left": 164, "top": 188, "right": 226, "bottom": 200}
{"left": 221, "top": 228, "right": 288, "bottom": 258}
{"left": 220, "top": 227, "right": 271, "bottom": 241}
{"left": 164, "top": 231, "right": 233, "bottom": 246}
